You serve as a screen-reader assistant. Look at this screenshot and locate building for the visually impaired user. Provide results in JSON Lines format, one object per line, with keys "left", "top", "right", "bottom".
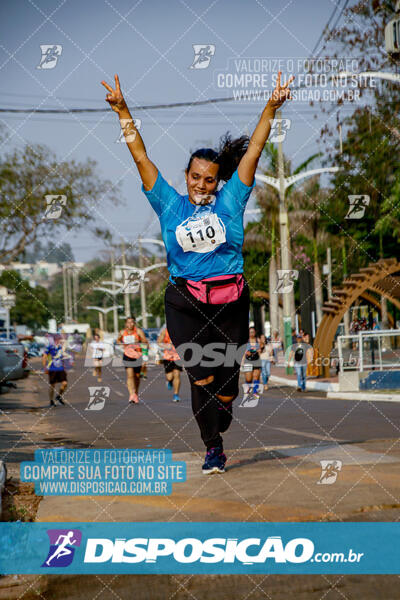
{"left": 0, "top": 262, "right": 83, "bottom": 289}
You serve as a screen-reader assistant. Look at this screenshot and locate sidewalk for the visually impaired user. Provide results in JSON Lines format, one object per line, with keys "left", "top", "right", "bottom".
{"left": 268, "top": 364, "right": 339, "bottom": 392}
{"left": 269, "top": 365, "right": 400, "bottom": 401}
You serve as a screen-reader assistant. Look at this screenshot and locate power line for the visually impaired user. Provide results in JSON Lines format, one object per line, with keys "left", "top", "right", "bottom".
{"left": 309, "top": 0, "right": 342, "bottom": 58}
{"left": 312, "top": 0, "right": 351, "bottom": 62}
{"left": 0, "top": 96, "right": 235, "bottom": 114}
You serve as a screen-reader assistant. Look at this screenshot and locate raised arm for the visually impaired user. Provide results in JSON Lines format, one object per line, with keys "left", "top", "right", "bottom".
{"left": 101, "top": 75, "right": 158, "bottom": 191}
{"left": 237, "top": 72, "right": 294, "bottom": 186}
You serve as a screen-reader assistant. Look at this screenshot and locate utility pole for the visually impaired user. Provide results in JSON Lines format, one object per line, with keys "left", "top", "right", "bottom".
{"left": 62, "top": 263, "right": 68, "bottom": 323}
{"left": 67, "top": 264, "right": 73, "bottom": 323}
{"left": 72, "top": 266, "right": 79, "bottom": 322}
{"left": 102, "top": 296, "right": 108, "bottom": 333}
{"left": 121, "top": 240, "right": 131, "bottom": 318}
{"left": 327, "top": 247, "right": 332, "bottom": 298}
{"left": 110, "top": 250, "right": 119, "bottom": 337}
{"left": 138, "top": 236, "right": 148, "bottom": 329}
{"left": 277, "top": 110, "right": 292, "bottom": 361}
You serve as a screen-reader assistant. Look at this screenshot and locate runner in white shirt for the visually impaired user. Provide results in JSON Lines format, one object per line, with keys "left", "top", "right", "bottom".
{"left": 90, "top": 332, "right": 106, "bottom": 382}
{"left": 259, "top": 334, "right": 275, "bottom": 390}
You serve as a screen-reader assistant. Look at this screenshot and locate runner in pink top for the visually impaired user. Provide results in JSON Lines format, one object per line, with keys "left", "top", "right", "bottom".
{"left": 117, "top": 316, "right": 148, "bottom": 404}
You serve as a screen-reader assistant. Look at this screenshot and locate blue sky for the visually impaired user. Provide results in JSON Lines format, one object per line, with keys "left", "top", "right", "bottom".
{"left": 0, "top": 0, "right": 353, "bottom": 261}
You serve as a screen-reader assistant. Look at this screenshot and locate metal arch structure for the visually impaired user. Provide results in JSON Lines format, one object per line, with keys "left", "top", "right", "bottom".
{"left": 314, "top": 258, "right": 400, "bottom": 377}
{"left": 253, "top": 286, "right": 400, "bottom": 327}
{"left": 359, "top": 292, "right": 396, "bottom": 329}
{"left": 253, "top": 288, "right": 397, "bottom": 330}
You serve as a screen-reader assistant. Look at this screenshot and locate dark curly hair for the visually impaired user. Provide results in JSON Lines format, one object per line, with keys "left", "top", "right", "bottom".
{"left": 186, "top": 132, "right": 249, "bottom": 182}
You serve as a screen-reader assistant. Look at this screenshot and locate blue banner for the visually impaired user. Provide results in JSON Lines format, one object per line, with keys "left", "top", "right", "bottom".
{"left": 0, "top": 522, "right": 398, "bottom": 574}
{"left": 20, "top": 449, "right": 186, "bottom": 496}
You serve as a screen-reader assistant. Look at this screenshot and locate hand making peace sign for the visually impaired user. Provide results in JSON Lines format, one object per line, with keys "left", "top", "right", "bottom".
{"left": 101, "top": 74, "right": 127, "bottom": 114}
{"left": 268, "top": 71, "right": 295, "bottom": 109}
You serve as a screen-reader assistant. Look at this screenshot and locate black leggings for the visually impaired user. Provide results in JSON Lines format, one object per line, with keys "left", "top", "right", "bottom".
{"left": 165, "top": 281, "right": 249, "bottom": 450}
{"left": 190, "top": 381, "right": 233, "bottom": 449}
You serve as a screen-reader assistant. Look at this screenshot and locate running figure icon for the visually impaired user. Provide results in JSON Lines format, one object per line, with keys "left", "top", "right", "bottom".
{"left": 45, "top": 531, "right": 77, "bottom": 566}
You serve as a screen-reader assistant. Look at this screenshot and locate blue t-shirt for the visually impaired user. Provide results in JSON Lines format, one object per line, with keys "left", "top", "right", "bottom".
{"left": 142, "top": 168, "right": 255, "bottom": 281}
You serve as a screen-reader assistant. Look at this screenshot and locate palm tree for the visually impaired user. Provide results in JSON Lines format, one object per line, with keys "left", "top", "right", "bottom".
{"left": 288, "top": 175, "right": 332, "bottom": 326}
{"left": 245, "top": 142, "right": 323, "bottom": 334}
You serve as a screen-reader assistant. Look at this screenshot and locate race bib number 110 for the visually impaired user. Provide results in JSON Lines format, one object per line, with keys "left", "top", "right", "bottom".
{"left": 176, "top": 212, "right": 226, "bottom": 253}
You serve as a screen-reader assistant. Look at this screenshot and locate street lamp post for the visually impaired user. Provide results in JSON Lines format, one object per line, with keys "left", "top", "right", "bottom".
{"left": 62, "top": 262, "right": 80, "bottom": 323}
{"left": 120, "top": 240, "right": 130, "bottom": 318}
{"left": 137, "top": 237, "right": 147, "bottom": 329}
{"left": 136, "top": 237, "right": 166, "bottom": 329}
{"left": 110, "top": 250, "right": 119, "bottom": 337}
{"left": 135, "top": 313, "right": 153, "bottom": 324}
{"left": 120, "top": 235, "right": 166, "bottom": 329}
{"left": 86, "top": 305, "right": 123, "bottom": 333}
{"left": 277, "top": 113, "right": 292, "bottom": 357}
{"left": 119, "top": 263, "right": 167, "bottom": 326}
{"left": 92, "top": 283, "right": 124, "bottom": 337}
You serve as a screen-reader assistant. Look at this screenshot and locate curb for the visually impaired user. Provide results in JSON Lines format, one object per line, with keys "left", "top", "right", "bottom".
{"left": 0, "top": 460, "right": 6, "bottom": 519}
{"left": 270, "top": 375, "right": 400, "bottom": 400}
{"left": 269, "top": 375, "right": 339, "bottom": 392}
{"left": 327, "top": 391, "right": 400, "bottom": 403}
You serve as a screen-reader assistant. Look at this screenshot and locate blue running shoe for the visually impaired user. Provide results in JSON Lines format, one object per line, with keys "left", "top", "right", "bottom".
{"left": 202, "top": 447, "right": 227, "bottom": 474}
{"left": 172, "top": 394, "right": 180, "bottom": 402}
{"left": 166, "top": 380, "right": 173, "bottom": 390}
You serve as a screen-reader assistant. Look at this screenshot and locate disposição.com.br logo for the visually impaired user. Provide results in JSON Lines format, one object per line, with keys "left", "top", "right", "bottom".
{"left": 41, "top": 529, "right": 82, "bottom": 568}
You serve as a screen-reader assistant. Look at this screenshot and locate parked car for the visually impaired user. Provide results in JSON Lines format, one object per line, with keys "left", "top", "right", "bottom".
{"left": 0, "top": 340, "right": 29, "bottom": 391}
{"left": 27, "top": 341, "right": 46, "bottom": 357}
{"left": 0, "top": 329, "right": 17, "bottom": 341}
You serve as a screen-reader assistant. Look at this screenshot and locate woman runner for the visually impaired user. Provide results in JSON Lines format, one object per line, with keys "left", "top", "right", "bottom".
{"left": 101, "top": 72, "right": 293, "bottom": 473}
{"left": 117, "top": 316, "right": 148, "bottom": 404}
{"left": 90, "top": 331, "right": 106, "bottom": 382}
{"left": 243, "top": 326, "right": 262, "bottom": 398}
{"left": 259, "top": 333, "right": 275, "bottom": 390}
{"left": 157, "top": 326, "right": 182, "bottom": 403}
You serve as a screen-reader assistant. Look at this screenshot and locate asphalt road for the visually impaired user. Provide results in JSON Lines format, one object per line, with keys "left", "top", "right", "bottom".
{"left": 24, "top": 358, "right": 400, "bottom": 455}
{"left": 2, "top": 360, "right": 400, "bottom": 599}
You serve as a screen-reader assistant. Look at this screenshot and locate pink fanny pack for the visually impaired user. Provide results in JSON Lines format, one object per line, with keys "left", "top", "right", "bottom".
{"left": 182, "top": 274, "right": 244, "bottom": 304}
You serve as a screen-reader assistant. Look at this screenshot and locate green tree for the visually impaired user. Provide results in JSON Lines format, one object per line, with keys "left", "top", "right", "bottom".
{"left": 19, "top": 240, "right": 75, "bottom": 264}
{"left": 0, "top": 271, "right": 50, "bottom": 329}
{"left": 316, "top": 0, "right": 400, "bottom": 263}
{"left": 0, "top": 142, "right": 120, "bottom": 263}
{"left": 321, "top": 98, "right": 400, "bottom": 269}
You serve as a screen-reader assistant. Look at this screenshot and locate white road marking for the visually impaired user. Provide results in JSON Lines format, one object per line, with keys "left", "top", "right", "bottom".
{"left": 269, "top": 426, "right": 346, "bottom": 442}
